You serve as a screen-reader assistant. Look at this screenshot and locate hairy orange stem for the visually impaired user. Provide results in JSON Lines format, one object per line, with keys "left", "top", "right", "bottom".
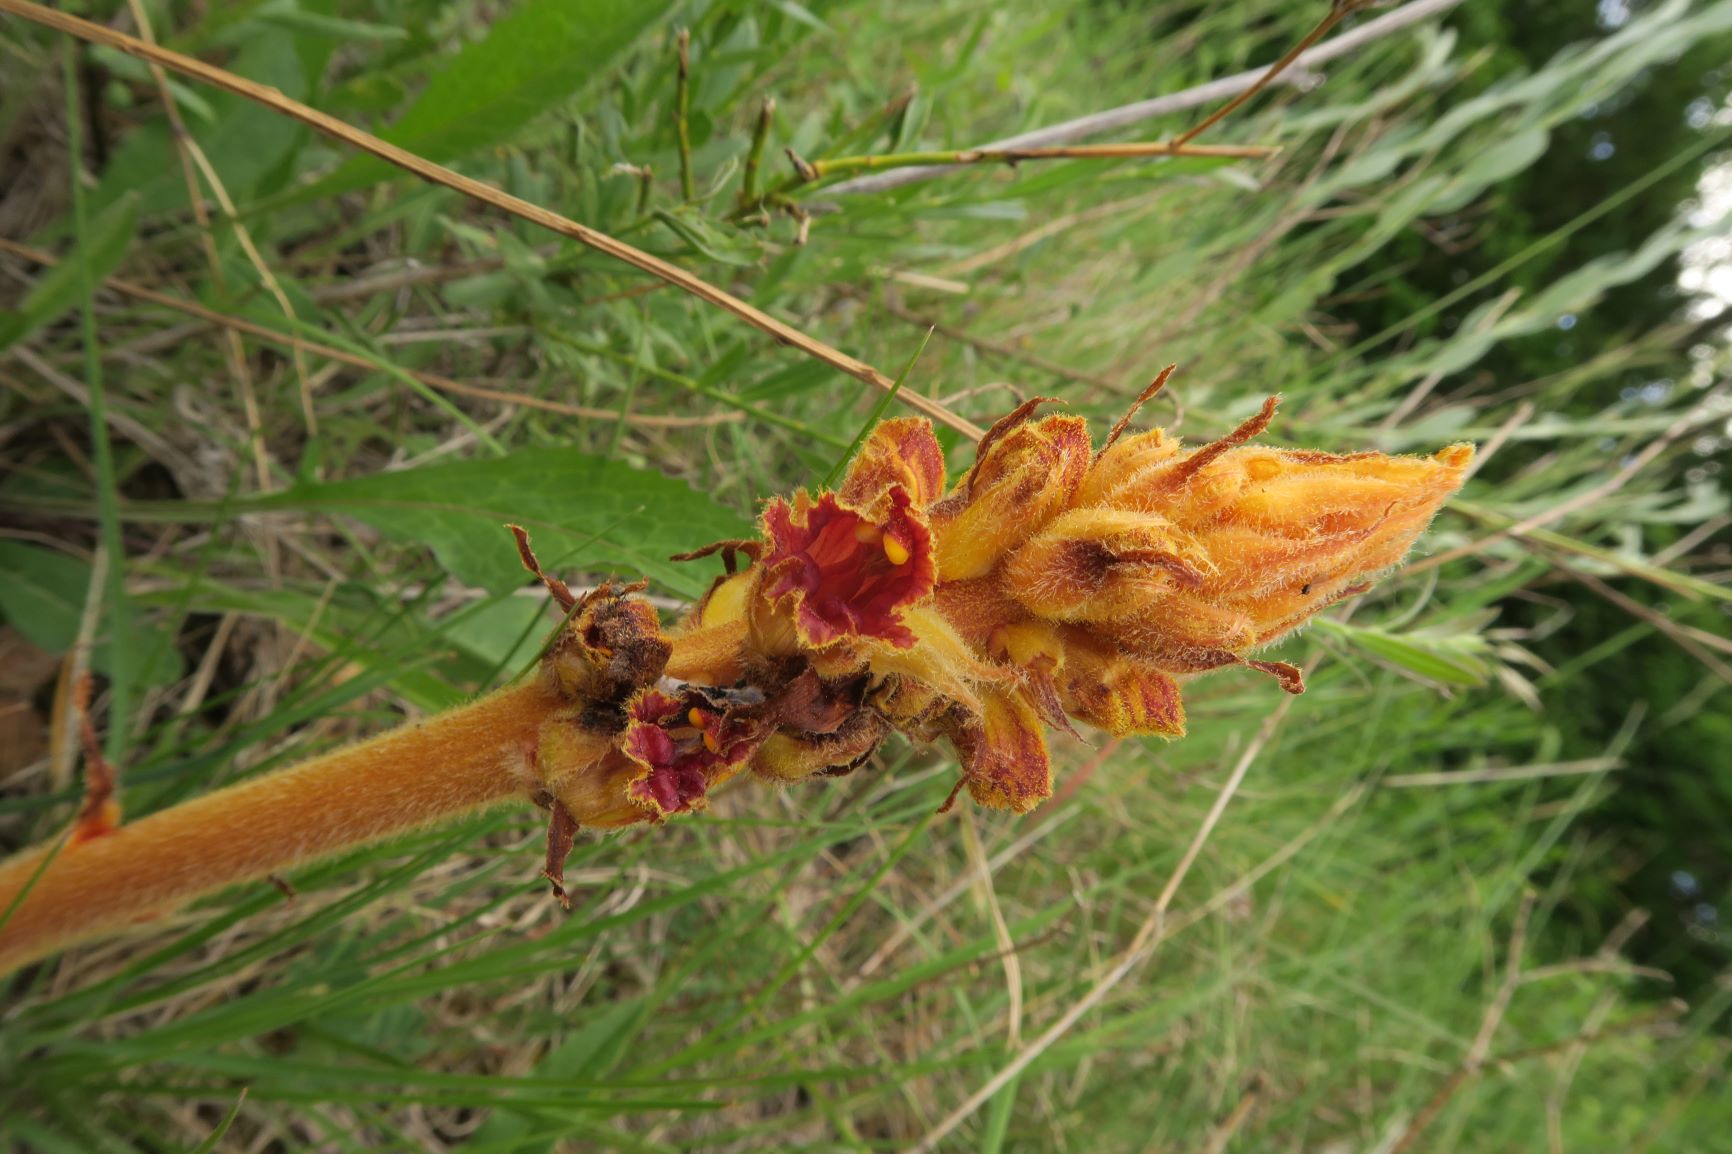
{"left": 0, "top": 678, "right": 563, "bottom": 977}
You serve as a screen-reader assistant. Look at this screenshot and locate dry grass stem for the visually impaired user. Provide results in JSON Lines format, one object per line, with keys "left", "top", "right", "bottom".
{"left": 0, "top": 238, "right": 741, "bottom": 429}
{"left": 907, "top": 692, "right": 1310, "bottom": 1153}
{"left": 0, "top": 0, "right": 985, "bottom": 439}
{"left": 1382, "top": 757, "right": 1623, "bottom": 788}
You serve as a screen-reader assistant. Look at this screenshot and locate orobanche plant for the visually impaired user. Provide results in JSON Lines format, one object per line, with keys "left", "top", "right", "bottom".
{"left": 0, "top": 382, "right": 1471, "bottom": 974}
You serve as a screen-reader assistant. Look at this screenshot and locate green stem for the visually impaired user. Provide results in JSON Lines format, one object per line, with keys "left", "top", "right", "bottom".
{"left": 737, "top": 95, "right": 774, "bottom": 212}
{"left": 733, "top": 88, "right": 914, "bottom": 218}
{"left": 63, "top": 44, "right": 133, "bottom": 765}
{"left": 675, "top": 29, "right": 695, "bottom": 202}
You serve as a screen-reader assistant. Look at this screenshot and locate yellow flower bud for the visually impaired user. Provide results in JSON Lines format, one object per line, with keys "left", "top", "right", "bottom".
{"left": 1000, "top": 507, "right": 1211, "bottom": 623}
{"left": 1054, "top": 635, "right": 1185, "bottom": 738}
{"left": 946, "top": 686, "right": 1051, "bottom": 813}
{"left": 932, "top": 408, "right": 1092, "bottom": 580}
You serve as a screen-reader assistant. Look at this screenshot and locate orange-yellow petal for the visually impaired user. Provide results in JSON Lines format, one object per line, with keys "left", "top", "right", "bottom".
{"left": 752, "top": 711, "right": 889, "bottom": 783}
{"left": 1001, "top": 507, "right": 1210, "bottom": 623}
{"left": 840, "top": 416, "right": 947, "bottom": 512}
{"left": 950, "top": 687, "right": 1052, "bottom": 813}
{"left": 932, "top": 412, "right": 1092, "bottom": 581}
{"left": 1059, "top": 644, "right": 1186, "bottom": 738}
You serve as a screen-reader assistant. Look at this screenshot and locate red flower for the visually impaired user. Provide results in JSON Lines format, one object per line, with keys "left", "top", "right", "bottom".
{"left": 620, "top": 691, "right": 710, "bottom": 816}
{"left": 760, "top": 487, "right": 936, "bottom": 648}
{"left": 620, "top": 690, "right": 766, "bottom": 817}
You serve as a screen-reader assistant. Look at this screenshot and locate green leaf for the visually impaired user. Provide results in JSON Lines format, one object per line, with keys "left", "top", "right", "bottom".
{"left": 1431, "top": 126, "right": 1551, "bottom": 214}
{"left": 0, "top": 194, "right": 136, "bottom": 351}
{"left": 822, "top": 326, "right": 932, "bottom": 487}
{"left": 0, "top": 541, "right": 179, "bottom": 687}
{"left": 255, "top": 449, "right": 752, "bottom": 599}
{"left": 765, "top": 0, "right": 832, "bottom": 34}
{"left": 250, "top": 0, "right": 408, "bottom": 42}
{"left": 0, "top": 541, "right": 85, "bottom": 655}
{"left": 467, "top": 1000, "right": 650, "bottom": 1152}
{"left": 85, "top": 33, "right": 308, "bottom": 219}
{"left": 1328, "top": 622, "right": 1493, "bottom": 688}
{"left": 305, "top": 0, "right": 675, "bottom": 199}
{"left": 651, "top": 207, "right": 763, "bottom": 266}
{"left": 187, "top": 1090, "right": 248, "bottom": 1154}
{"left": 134, "top": 576, "right": 480, "bottom": 713}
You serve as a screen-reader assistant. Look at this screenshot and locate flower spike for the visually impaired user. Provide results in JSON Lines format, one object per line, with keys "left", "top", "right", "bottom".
{"left": 0, "top": 382, "right": 1476, "bottom": 973}
{"left": 634, "top": 388, "right": 1472, "bottom": 814}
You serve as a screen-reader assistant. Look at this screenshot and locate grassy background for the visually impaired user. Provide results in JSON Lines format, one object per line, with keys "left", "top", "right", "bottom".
{"left": 2, "top": 0, "right": 1730, "bottom": 1148}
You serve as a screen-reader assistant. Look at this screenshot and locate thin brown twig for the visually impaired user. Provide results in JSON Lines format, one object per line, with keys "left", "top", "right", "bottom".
{"left": 1200, "top": 1076, "right": 1265, "bottom": 1154}
{"left": 123, "top": 0, "right": 293, "bottom": 684}
{"left": 1382, "top": 757, "right": 1622, "bottom": 789}
{"left": 852, "top": 800, "right": 1084, "bottom": 983}
{"left": 123, "top": 0, "right": 314, "bottom": 450}
{"left": 7, "top": 343, "right": 197, "bottom": 477}
{"left": 1650, "top": 514, "right": 1731, "bottom": 568}
{"left": 0, "top": 0, "right": 983, "bottom": 439}
{"left": 1380, "top": 291, "right": 1521, "bottom": 430}
{"left": 823, "top": 0, "right": 1466, "bottom": 196}
{"left": 1152, "top": 122, "right": 1352, "bottom": 347}
{"left": 177, "top": 138, "right": 319, "bottom": 446}
{"left": 790, "top": 140, "right": 1280, "bottom": 185}
{"left": 959, "top": 806, "right": 1023, "bottom": 1051}
{"left": 1457, "top": 401, "right": 1535, "bottom": 484}
{"left": 842, "top": 285, "right": 1133, "bottom": 398}
{"left": 1539, "top": 548, "right": 1732, "bottom": 687}
{"left": 1172, "top": 0, "right": 1377, "bottom": 147}
{"left": 1464, "top": 890, "right": 1536, "bottom": 1069}
{"left": 1549, "top": 989, "right": 1620, "bottom": 1154}
{"left": 49, "top": 546, "right": 107, "bottom": 791}
{"left": 0, "top": 237, "right": 741, "bottom": 429}
{"left": 306, "top": 258, "right": 507, "bottom": 303}
{"left": 938, "top": 190, "right": 1161, "bottom": 277}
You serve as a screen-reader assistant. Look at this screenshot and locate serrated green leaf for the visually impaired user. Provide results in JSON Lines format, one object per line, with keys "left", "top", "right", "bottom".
{"left": 304, "top": 0, "right": 675, "bottom": 199}
{"left": 255, "top": 450, "right": 752, "bottom": 600}
{"left": 0, "top": 194, "right": 136, "bottom": 351}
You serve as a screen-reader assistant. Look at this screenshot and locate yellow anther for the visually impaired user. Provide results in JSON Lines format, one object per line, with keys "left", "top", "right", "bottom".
{"left": 883, "top": 535, "right": 911, "bottom": 566}
{"left": 688, "top": 706, "right": 722, "bottom": 753}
